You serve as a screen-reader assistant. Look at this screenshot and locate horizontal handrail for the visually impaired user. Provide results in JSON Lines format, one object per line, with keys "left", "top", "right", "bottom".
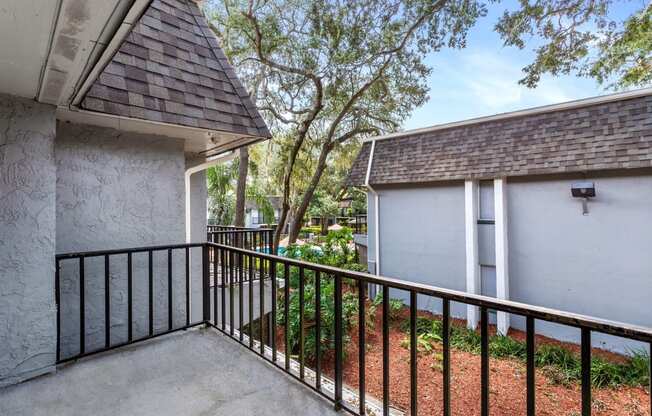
{"left": 208, "top": 228, "right": 275, "bottom": 234}
{"left": 207, "top": 242, "right": 652, "bottom": 343}
{"left": 55, "top": 243, "right": 204, "bottom": 259}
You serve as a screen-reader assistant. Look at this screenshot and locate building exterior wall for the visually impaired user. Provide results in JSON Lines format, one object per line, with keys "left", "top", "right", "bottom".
{"left": 370, "top": 184, "right": 467, "bottom": 317}
{"left": 55, "top": 122, "right": 188, "bottom": 358}
{"left": 0, "top": 95, "right": 57, "bottom": 386}
{"left": 507, "top": 174, "right": 652, "bottom": 351}
{"left": 187, "top": 158, "right": 207, "bottom": 321}
{"left": 368, "top": 172, "right": 652, "bottom": 352}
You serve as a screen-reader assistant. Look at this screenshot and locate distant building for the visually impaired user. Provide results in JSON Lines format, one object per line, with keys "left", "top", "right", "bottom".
{"left": 245, "top": 196, "right": 281, "bottom": 228}
{"left": 347, "top": 89, "right": 652, "bottom": 352}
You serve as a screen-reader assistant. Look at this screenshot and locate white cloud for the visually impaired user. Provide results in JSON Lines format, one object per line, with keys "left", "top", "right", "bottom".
{"left": 405, "top": 48, "right": 603, "bottom": 129}
{"left": 461, "top": 52, "right": 573, "bottom": 110}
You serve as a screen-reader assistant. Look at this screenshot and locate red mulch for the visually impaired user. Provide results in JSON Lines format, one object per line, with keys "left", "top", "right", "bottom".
{"left": 276, "top": 304, "right": 650, "bottom": 416}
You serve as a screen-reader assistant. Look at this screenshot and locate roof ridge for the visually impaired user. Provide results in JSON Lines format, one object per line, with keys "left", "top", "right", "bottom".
{"left": 363, "top": 87, "right": 652, "bottom": 143}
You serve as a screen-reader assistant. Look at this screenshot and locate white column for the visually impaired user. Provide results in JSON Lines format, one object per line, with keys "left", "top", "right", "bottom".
{"left": 464, "top": 180, "right": 480, "bottom": 329}
{"left": 494, "top": 178, "right": 510, "bottom": 335}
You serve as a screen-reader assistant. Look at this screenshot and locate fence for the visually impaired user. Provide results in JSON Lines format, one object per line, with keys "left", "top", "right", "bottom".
{"left": 55, "top": 240, "right": 652, "bottom": 416}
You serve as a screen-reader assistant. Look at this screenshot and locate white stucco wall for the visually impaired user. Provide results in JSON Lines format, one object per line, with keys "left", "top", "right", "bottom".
{"left": 507, "top": 174, "right": 652, "bottom": 352}
{"left": 367, "top": 173, "right": 652, "bottom": 352}
{"left": 369, "top": 184, "right": 467, "bottom": 318}
{"left": 186, "top": 158, "right": 208, "bottom": 322}
{"left": 0, "top": 94, "right": 57, "bottom": 386}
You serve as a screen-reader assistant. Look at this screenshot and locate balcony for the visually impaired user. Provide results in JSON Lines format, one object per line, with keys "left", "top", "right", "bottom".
{"left": 1, "top": 227, "right": 650, "bottom": 416}
{"left": 0, "top": 328, "right": 340, "bottom": 416}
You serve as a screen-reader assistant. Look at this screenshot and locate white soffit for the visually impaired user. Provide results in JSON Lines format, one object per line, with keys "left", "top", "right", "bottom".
{"left": 38, "top": 0, "right": 143, "bottom": 105}
{"left": 0, "top": 0, "right": 60, "bottom": 99}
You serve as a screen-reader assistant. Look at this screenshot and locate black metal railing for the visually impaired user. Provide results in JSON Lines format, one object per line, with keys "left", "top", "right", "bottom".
{"left": 55, "top": 240, "right": 652, "bottom": 416}
{"left": 207, "top": 227, "right": 275, "bottom": 254}
{"left": 353, "top": 214, "right": 367, "bottom": 235}
{"left": 207, "top": 225, "right": 251, "bottom": 232}
{"left": 54, "top": 243, "right": 207, "bottom": 363}
{"left": 205, "top": 242, "right": 652, "bottom": 416}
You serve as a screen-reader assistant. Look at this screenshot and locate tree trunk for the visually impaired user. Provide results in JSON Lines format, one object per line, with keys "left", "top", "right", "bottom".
{"left": 234, "top": 147, "right": 249, "bottom": 227}
{"left": 288, "top": 142, "right": 333, "bottom": 243}
{"left": 273, "top": 134, "right": 306, "bottom": 252}
{"left": 320, "top": 217, "right": 327, "bottom": 235}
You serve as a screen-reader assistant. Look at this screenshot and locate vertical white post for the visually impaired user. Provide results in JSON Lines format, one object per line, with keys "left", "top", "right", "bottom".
{"left": 494, "top": 178, "right": 510, "bottom": 335}
{"left": 464, "top": 180, "right": 480, "bottom": 329}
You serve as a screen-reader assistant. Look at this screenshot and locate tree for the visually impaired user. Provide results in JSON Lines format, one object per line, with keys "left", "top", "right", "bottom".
{"left": 207, "top": 161, "right": 238, "bottom": 225}
{"left": 307, "top": 190, "right": 339, "bottom": 235}
{"left": 208, "top": 0, "right": 651, "bottom": 247}
{"left": 497, "top": 0, "right": 652, "bottom": 89}
{"left": 210, "top": 0, "right": 485, "bottom": 246}
{"left": 234, "top": 147, "right": 249, "bottom": 227}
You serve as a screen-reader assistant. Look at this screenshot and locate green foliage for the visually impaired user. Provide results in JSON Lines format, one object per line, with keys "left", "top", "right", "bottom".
{"left": 371, "top": 292, "right": 405, "bottom": 321}
{"left": 401, "top": 316, "right": 650, "bottom": 388}
{"left": 307, "top": 190, "right": 339, "bottom": 225}
{"left": 496, "top": 0, "right": 652, "bottom": 89}
{"left": 246, "top": 186, "right": 277, "bottom": 225}
{"left": 589, "top": 6, "right": 652, "bottom": 89}
{"left": 277, "top": 229, "right": 366, "bottom": 360}
{"left": 275, "top": 266, "right": 359, "bottom": 360}
{"left": 300, "top": 226, "right": 322, "bottom": 236}
{"left": 206, "top": 162, "right": 238, "bottom": 225}
{"left": 489, "top": 335, "right": 527, "bottom": 359}
{"left": 286, "top": 228, "right": 359, "bottom": 269}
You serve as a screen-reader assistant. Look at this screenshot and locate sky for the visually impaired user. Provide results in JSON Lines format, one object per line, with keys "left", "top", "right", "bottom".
{"left": 403, "top": 0, "right": 646, "bottom": 130}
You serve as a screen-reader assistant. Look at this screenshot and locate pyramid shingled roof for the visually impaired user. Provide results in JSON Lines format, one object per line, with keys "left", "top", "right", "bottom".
{"left": 81, "top": 0, "right": 270, "bottom": 138}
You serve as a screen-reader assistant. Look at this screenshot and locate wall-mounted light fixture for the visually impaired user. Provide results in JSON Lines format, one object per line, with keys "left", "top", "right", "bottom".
{"left": 571, "top": 182, "right": 596, "bottom": 215}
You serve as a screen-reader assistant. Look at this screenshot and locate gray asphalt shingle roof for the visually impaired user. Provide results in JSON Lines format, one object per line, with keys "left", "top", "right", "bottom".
{"left": 81, "top": 0, "right": 270, "bottom": 139}
{"left": 348, "top": 93, "right": 652, "bottom": 186}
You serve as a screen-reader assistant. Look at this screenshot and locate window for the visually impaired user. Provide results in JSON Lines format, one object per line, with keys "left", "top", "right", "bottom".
{"left": 251, "top": 209, "right": 259, "bottom": 224}
{"left": 478, "top": 180, "right": 495, "bottom": 222}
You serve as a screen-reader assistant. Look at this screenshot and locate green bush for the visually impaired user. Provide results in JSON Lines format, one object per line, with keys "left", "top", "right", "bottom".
{"left": 300, "top": 226, "right": 323, "bottom": 236}
{"left": 276, "top": 231, "right": 363, "bottom": 361}
{"left": 371, "top": 292, "right": 405, "bottom": 321}
{"left": 275, "top": 270, "right": 359, "bottom": 361}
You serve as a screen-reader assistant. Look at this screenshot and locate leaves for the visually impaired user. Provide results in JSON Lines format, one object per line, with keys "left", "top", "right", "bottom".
{"left": 496, "top": 0, "right": 651, "bottom": 89}
{"left": 207, "top": 0, "right": 486, "bottom": 243}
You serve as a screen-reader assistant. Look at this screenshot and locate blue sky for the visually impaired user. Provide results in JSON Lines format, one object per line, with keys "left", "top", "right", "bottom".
{"left": 404, "top": 0, "right": 646, "bottom": 130}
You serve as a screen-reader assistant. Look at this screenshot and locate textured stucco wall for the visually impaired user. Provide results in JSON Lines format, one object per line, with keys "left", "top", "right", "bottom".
{"left": 186, "top": 158, "right": 207, "bottom": 321}
{"left": 55, "top": 122, "right": 189, "bottom": 358}
{"left": 508, "top": 174, "right": 652, "bottom": 352}
{"left": 0, "top": 94, "right": 57, "bottom": 386}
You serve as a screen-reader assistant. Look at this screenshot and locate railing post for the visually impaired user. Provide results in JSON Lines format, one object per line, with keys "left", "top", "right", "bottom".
{"left": 334, "top": 273, "right": 343, "bottom": 410}
{"left": 202, "top": 244, "right": 210, "bottom": 323}
{"left": 55, "top": 258, "right": 60, "bottom": 363}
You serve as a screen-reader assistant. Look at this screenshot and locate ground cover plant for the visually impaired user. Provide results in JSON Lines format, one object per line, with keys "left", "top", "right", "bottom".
{"left": 400, "top": 315, "right": 650, "bottom": 389}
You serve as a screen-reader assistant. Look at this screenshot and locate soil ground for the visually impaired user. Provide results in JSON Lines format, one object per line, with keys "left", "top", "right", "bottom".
{"left": 276, "top": 302, "right": 650, "bottom": 416}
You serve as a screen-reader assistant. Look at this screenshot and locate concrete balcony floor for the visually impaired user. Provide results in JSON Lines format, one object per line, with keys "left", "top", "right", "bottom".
{"left": 0, "top": 328, "right": 340, "bottom": 416}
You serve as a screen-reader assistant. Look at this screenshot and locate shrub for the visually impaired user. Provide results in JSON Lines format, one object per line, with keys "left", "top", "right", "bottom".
{"left": 371, "top": 292, "right": 405, "bottom": 321}
{"left": 276, "top": 234, "right": 362, "bottom": 361}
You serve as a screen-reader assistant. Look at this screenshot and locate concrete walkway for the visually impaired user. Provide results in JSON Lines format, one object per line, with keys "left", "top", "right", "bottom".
{"left": 0, "top": 328, "right": 340, "bottom": 416}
